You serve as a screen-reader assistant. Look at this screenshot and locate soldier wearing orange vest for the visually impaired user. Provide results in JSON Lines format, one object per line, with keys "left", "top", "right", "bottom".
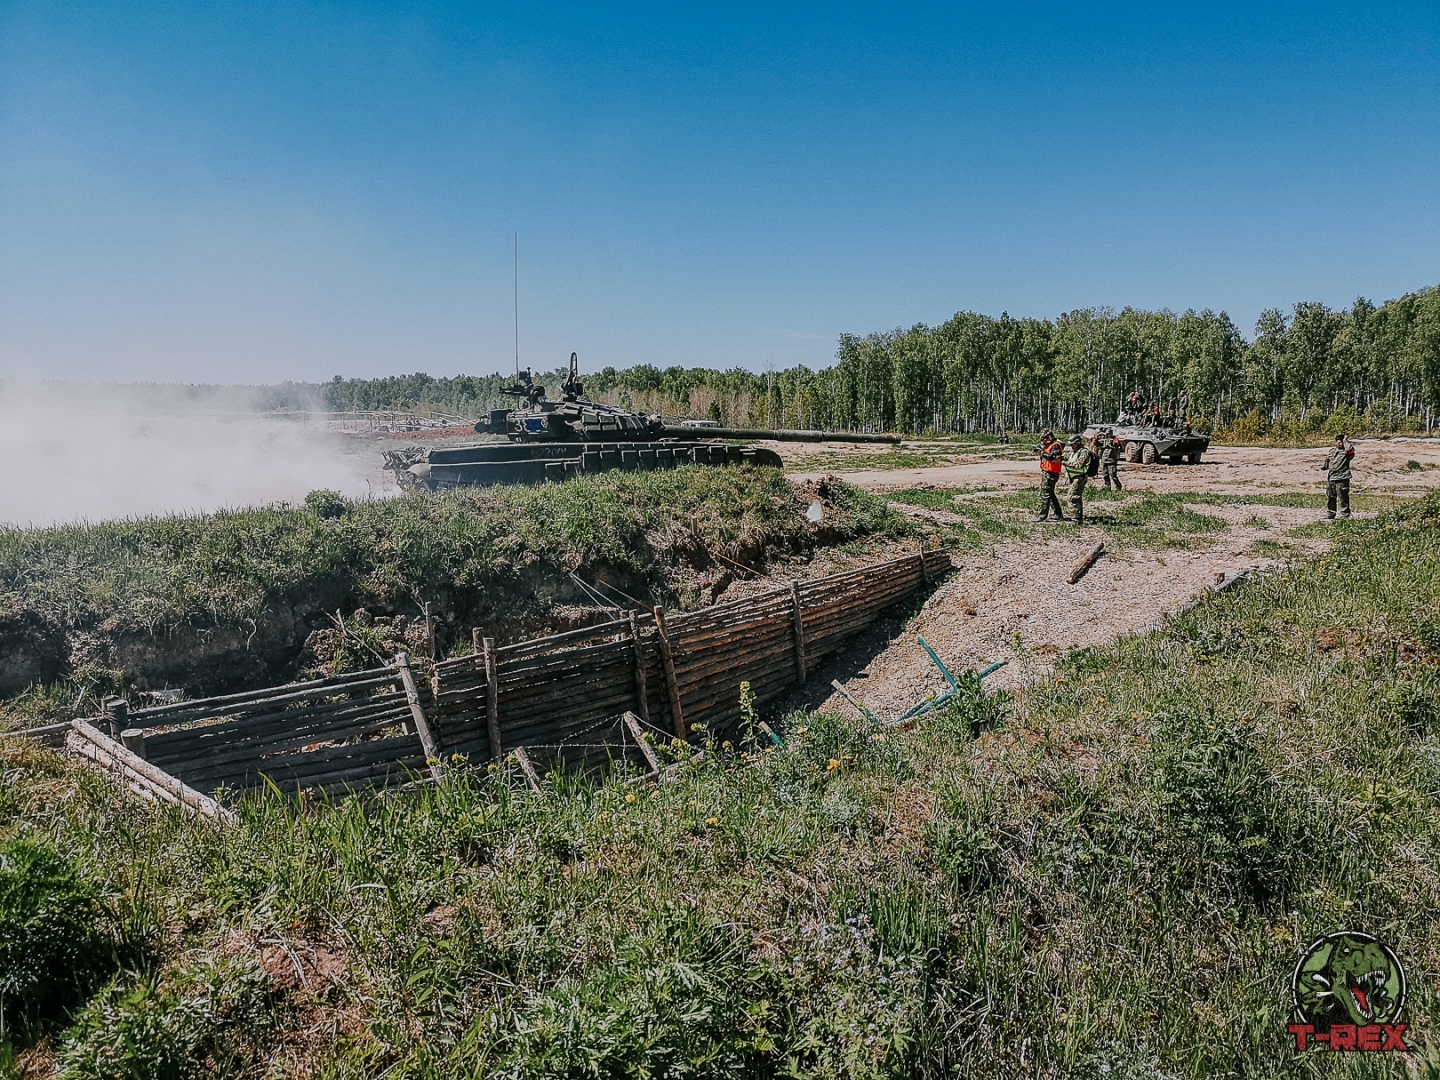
{"left": 1036, "top": 429, "right": 1067, "bottom": 521}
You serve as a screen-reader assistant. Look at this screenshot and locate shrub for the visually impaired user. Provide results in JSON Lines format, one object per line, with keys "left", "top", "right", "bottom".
{"left": 1322, "top": 404, "right": 1365, "bottom": 437}
{"left": 1215, "top": 409, "right": 1269, "bottom": 443}
{"left": 1364, "top": 398, "right": 1404, "bottom": 433}
{"left": 0, "top": 837, "right": 117, "bottom": 1030}
{"left": 931, "top": 672, "right": 1010, "bottom": 741}
{"left": 58, "top": 959, "right": 278, "bottom": 1080}
{"left": 493, "top": 907, "right": 773, "bottom": 1078}
{"left": 303, "top": 488, "right": 348, "bottom": 519}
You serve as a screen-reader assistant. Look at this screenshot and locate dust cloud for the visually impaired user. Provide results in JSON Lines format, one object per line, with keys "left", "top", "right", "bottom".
{"left": 0, "top": 381, "right": 387, "bottom": 528}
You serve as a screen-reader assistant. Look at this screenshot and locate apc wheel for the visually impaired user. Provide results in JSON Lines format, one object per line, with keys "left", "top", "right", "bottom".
{"left": 1186, "top": 452, "right": 1203, "bottom": 465}
{"left": 1124, "top": 441, "right": 1140, "bottom": 463}
{"left": 1141, "top": 442, "right": 1158, "bottom": 465}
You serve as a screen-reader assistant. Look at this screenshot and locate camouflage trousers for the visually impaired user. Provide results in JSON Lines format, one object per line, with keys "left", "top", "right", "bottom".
{"left": 1039, "top": 473, "right": 1064, "bottom": 519}
{"left": 1068, "top": 475, "right": 1088, "bottom": 523}
{"left": 1101, "top": 462, "right": 1121, "bottom": 490}
{"left": 1327, "top": 480, "right": 1351, "bottom": 519}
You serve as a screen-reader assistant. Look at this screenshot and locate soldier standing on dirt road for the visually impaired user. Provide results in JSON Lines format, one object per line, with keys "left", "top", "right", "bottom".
{"left": 1036, "top": 430, "right": 1067, "bottom": 521}
{"left": 1064, "top": 435, "right": 1096, "bottom": 525}
{"left": 1095, "top": 427, "right": 1122, "bottom": 490}
{"left": 1321, "top": 434, "right": 1355, "bottom": 519}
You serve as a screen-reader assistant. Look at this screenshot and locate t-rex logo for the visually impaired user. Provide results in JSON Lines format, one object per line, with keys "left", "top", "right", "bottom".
{"left": 1290, "top": 931, "right": 1408, "bottom": 1051}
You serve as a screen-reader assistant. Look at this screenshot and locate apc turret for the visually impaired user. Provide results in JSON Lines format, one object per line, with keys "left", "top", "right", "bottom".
{"left": 383, "top": 352, "right": 900, "bottom": 490}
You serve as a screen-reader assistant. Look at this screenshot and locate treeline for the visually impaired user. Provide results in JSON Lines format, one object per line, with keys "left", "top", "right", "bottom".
{"left": 290, "top": 285, "right": 1440, "bottom": 436}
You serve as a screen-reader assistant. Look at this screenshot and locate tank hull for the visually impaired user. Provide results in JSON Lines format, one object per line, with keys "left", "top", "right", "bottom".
{"left": 385, "top": 439, "right": 784, "bottom": 491}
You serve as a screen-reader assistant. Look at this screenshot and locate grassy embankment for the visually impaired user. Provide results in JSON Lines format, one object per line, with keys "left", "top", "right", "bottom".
{"left": 3, "top": 495, "right": 1439, "bottom": 1077}
{"left": 0, "top": 469, "right": 903, "bottom": 730}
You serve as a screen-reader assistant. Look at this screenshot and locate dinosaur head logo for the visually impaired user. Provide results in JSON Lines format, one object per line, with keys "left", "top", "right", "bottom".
{"left": 1289, "top": 931, "right": 1410, "bottom": 1052}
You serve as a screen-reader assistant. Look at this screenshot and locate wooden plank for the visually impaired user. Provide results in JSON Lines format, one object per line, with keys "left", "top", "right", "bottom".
{"left": 496, "top": 615, "right": 639, "bottom": 657}
{"left": 622, "top": 711, "right": 662, "bottom": 776}
{"left": 652, "top": 607, "right": 686, "bottom": 740}
{"left": 142, "top": 693, "right": 409, "bottom": 752}
{"left": 220, "top": 737, "right": 425, "bottom": 789}
{"left": 484, "top": 637, "right": 502, "bottom": 760}
{"left": 494, "top": 689, "right": 638, "bottom": 742}
{"left": 254, "top": 751, "right": 429, "bottom": 794}
{"left": 628, "top": 611, "right": 651, "bottom": 726}
{"left": 498, "top": 639, "right": 635, "bottom": 678}
{"left": 2, "top": 720, "right": 73, "bottom": 747}
{"left": 791, "top": 580, "right": 808, "bottom": 683}
{"left": 512, "top": 746, "right": 543, "bottom": 792}
{"left": 131, "top": 678, "right": 403, "bottom": 734}
{"left": 129, "top": 669, "right": 395, "bottom": 723}
{"left": 394, "top": 653, "right": 444, "bottom": 782}
{"left": 68, "top": 721, "right": 236, "bottom": 823}
{"left": 162, "top": 709, "right": 414, "bottom": 781}
{"left": 143, "top": 701, "right": 412, "bottom": 767}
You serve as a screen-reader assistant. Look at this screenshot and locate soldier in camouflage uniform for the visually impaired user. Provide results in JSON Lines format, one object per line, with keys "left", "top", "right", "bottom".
{"left": 1064, "top": 435, "right": 1095, "bottom": 525}
{"left": 1321, "top": 434, "right": 1355, "bottom": 519}
{"left": 1095, "top": 426, "right": 1122, "bottom": 490}
{"left": 1036, "top": 429, "right": 1067, "bottom": 521}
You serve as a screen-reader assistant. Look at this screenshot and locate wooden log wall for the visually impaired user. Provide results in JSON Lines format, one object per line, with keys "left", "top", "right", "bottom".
{"left": 55, "top": 550, "right": 950, "bottom": 805}
{"left": 116, "top": 663, "right": 428, "bottom": 797}
{"left": 432, "top": 549, "right": 952, "bottom": 761}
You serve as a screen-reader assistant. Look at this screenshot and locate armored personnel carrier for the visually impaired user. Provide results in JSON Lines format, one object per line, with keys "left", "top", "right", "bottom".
{"left": 1085, "top": 406, "right": 1210, "bottom": 465}
{"left": 383, "top": 353, "right": 900, "bottom": 490}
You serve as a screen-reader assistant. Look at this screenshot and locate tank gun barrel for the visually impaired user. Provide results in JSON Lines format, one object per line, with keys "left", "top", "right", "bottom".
{"left": 657, "top": 426, "right": 900, "bottom": 444}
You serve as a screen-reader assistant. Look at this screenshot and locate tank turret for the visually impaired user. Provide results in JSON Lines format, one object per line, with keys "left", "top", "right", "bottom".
{"left": 383, "top": 352, "right": 900, "bottom": 490}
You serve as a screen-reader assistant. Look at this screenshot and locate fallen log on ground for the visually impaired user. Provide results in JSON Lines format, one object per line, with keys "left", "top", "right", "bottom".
{"left": 1068, "top": 542, "right": 1106, "bottom": 584}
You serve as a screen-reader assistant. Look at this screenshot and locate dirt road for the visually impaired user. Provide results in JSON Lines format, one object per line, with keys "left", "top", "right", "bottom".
{"left": 772, "top": 437, "right": 1440, "bottom": 724}
{"left": 785, "top": 437, "right": 1440, "bottom": 497}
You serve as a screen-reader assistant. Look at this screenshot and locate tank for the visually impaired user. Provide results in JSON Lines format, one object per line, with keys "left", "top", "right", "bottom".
{"left": 383, "top": 353, "right": 901, "bottom": 490}
{"left": 1085, "top": 404, "right": 1210, "bottom": 465}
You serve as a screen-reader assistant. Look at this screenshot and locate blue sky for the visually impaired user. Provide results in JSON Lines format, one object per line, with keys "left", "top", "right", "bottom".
{"left": 1, "top": 2, "right": 1437, "bottom": 383}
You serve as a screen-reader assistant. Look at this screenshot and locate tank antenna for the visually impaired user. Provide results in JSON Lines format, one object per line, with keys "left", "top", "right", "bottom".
{"left": 513, "top": 231, "right": 519, "bottom": 377}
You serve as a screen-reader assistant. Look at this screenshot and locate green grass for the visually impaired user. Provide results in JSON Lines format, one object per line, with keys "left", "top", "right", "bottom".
{"left": 1249, "top": 538, "right": 1303, "bottom": 559}
{"left": 889, "top": 487, "right": 1236, "bottom": 552}
{"left": 889, "top": 483, "right": 1410, "bottom": 557}
{"left": 4, "top": 496, "right": 1440, "bottom": 1076}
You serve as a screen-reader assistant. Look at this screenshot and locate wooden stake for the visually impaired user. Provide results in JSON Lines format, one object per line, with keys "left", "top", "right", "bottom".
{"left": 1067, "top": 541, "right": 1106, "bottom": 585}
{"left": 628, "top": 611, "right": 651, "bottom": 725}
{"left": 483, "top": 637, "right": 502, "bottom": 759}
{"left": 652, "top": 607, "right": 687, "bottom": 740}
{"left": 711, "top": 549, "right": 766, "bottom": 577}
{"left": 393, "top": 652, "right": 444, "bottom": 782}
{"left": 104, "top": 698, "right": 127, "bottom": 741}
{"left": 830, "top": 679, "right": 882, "bottom": 727}
{"left": 120, "top": 728, "right": 147, "bottom": 760}
{"left": 622, "top": 710, "right": 663, "bottom": 777}
{"left": 512, "top": 746, "right": 543, "bottom": 793}
{"left": 790, "top": 580, "right": 807, "bottom": 684}
{"left": 918, "top": 544, "right": 929, "bottom": 584}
